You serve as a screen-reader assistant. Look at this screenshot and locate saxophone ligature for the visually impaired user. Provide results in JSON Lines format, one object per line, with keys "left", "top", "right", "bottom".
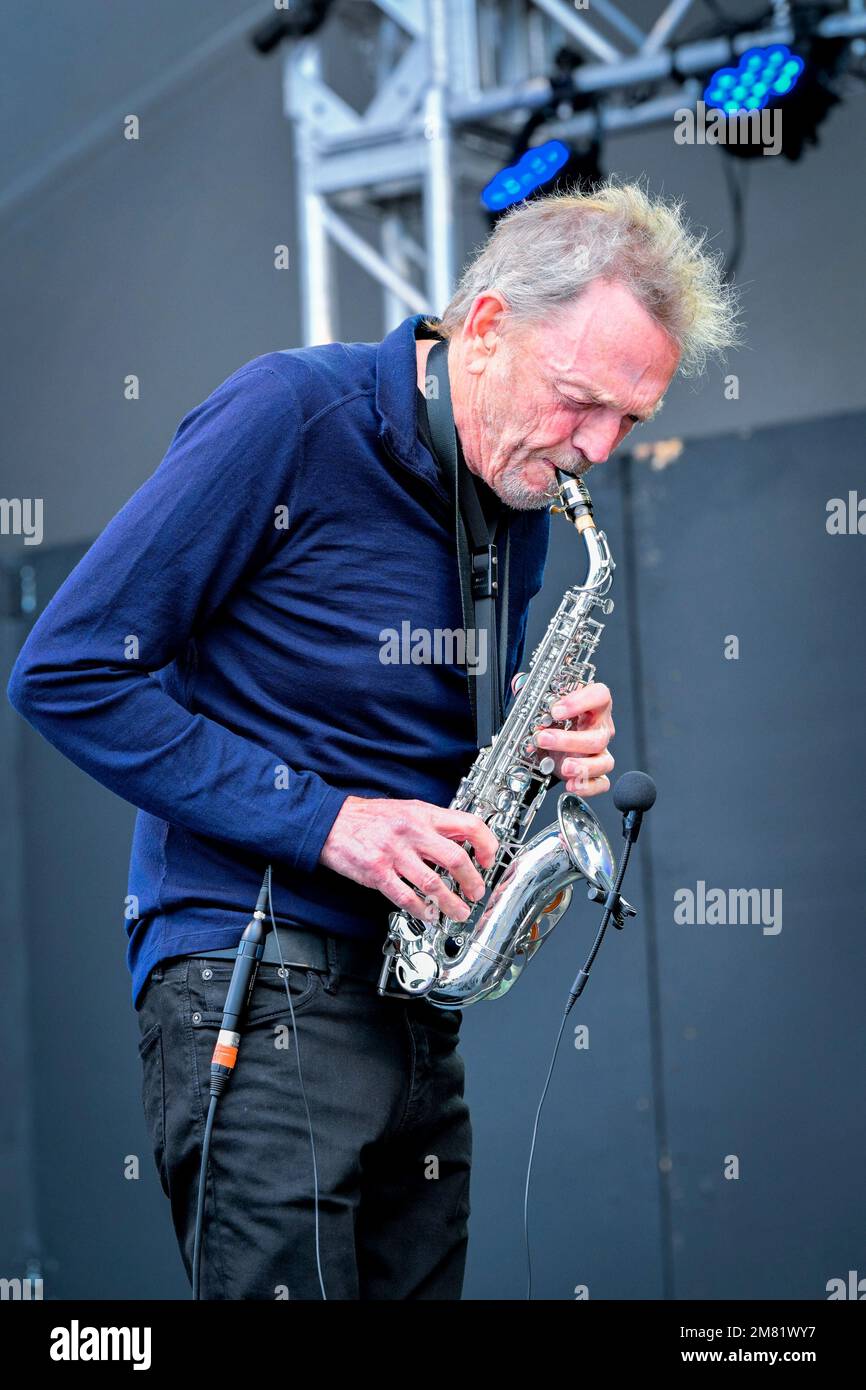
{"left": 379, "top": 470, "right": 618, "bottom": 1008}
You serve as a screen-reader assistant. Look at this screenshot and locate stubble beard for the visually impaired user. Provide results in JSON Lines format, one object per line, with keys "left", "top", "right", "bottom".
{"left": 491, "top": 458, "right": 562, "bottom": 512}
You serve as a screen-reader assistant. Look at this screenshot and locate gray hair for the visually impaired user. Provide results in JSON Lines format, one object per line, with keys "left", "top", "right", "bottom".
{"left": 427, "top": 178, "right": 741, "bottom": 377}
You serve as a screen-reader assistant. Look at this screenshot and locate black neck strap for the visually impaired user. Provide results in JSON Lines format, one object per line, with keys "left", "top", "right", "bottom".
{"left": 423, "top": 338, "right": 511, "bottom": 749}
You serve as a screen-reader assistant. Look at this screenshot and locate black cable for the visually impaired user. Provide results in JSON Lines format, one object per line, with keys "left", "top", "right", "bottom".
{"left": 523, "top": 838, "right": 635, "bottom": 1300}
{"left": 568, "top": 840, "right": 635, "bottom": 1010}
{"left": 191, "top": 1094, "right": 217, "bottom": 1300}
{"left": 190, "top": 864, "right": 327, "bottom": 1301}
{"left": 523, "top": 1006, "right": 570, "bottom": 1301}
{"left": 266, "top": 866, "right": 328, "bottom": 1301}
{"left": 720, "top": 152, "right": 748, "bottom": 282}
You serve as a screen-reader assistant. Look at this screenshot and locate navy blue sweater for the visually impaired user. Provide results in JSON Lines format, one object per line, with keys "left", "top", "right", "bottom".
{"left": 7, "top": 314, "right": 550, "bottom": 1006}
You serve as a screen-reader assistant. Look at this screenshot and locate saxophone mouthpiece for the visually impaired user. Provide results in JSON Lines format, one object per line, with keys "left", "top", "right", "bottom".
{"left": 552, "top": 469, "right": 596, "bottom": 532}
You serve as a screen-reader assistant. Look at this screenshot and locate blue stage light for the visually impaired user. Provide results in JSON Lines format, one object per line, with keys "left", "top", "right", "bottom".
{"left": 703, "top": 45, "right": 805, "bottom": 113}
{"left": 481, "top": 140, "right": 571, "bottom": 212}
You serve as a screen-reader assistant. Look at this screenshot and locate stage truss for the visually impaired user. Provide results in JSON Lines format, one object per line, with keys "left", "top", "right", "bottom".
{"left": 280, "top": 0, "right": 866, "bottom": 342}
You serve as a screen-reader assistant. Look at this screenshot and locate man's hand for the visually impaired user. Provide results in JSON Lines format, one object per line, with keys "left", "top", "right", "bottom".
{"left": 319, "top": 796, "right": 500, "bottom": 923}
{"left": 533, "top": 681, "right": 615, "bottom": 797}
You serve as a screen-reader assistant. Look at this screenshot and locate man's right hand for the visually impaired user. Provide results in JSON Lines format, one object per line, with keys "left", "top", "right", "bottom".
{"left": 319, "top": 796, "right": 499, "bottom": 924}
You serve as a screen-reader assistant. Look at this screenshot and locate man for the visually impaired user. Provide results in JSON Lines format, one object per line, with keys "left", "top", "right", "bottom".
{"left": 7, "top": 183, "right": 737, "bottom": 1300}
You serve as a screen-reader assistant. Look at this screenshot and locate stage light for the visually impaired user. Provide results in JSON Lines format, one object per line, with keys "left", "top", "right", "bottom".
{"left": 699, "top": 33, "right": 847, "bottom": 162}
{"left": 481, "top": 140, "right": 571, "bottom": 212}
{"left": 704, "top": 45, "right": 805, "bottom": 114}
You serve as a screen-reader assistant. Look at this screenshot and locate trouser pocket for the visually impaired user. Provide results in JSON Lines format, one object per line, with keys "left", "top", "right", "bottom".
{"left": 138, "top": 1020, "right": 170, "bottom": 1198}
{"left": 186, "top": 960, "right": 324, "bottom": 1026}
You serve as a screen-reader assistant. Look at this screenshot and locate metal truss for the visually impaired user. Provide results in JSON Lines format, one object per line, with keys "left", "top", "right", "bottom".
{"left": 282, "top": 0, "right": 866, "bottom": 344}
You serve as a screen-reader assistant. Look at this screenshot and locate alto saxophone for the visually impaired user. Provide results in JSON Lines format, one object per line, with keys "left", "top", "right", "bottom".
{"left": 380, "top": 470, "right": 618, "bottom": 1008}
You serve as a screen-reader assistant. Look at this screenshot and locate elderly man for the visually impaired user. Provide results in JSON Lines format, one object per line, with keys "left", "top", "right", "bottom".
{"left": 7, "top": 182, "right": 736, "bottom": 1301}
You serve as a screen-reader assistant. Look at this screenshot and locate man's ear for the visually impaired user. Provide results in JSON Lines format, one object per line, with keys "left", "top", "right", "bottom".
{"left": 462, "top": 292, "right": 508, "bottom": 350}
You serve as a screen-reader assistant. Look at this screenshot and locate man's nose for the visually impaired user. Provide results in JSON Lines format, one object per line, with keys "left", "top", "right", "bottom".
{"left": 572, "top": 411, "right": 623, "bottom": 464}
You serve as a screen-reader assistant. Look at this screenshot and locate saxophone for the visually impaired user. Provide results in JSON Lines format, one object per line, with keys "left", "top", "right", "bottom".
{"left": 380, "top": 470, "right": 618, "bottom": 1008}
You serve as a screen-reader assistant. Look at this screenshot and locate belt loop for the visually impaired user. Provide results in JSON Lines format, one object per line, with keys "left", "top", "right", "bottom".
{"left": 324, "top": 935, "right": 341, "bottom": 994}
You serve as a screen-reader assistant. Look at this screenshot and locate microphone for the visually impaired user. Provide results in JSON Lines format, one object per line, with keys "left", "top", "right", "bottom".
{"left": 613, "top": 771, "right": 657, "bottom": 844}
{"left": 208, "top": 870, "right": 272, "bottom": 1099}
{"left": 193, "top": 867, "right": 273, "bottom": 1300}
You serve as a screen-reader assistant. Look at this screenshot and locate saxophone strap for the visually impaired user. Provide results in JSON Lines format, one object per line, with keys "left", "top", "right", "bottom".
{"left": 424, "top": 338, "right": 511, "bottom": 749}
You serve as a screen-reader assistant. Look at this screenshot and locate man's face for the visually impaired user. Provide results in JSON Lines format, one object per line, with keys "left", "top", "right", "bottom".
{"left": 456, "top": 278, "right": 680, "bottom": 509}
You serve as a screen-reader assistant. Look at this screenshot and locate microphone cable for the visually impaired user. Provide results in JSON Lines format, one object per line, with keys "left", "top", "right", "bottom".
{"left": 522, "top": 836, "right": 634, "bottom": 1302}
{"left": 266, "top": 866, "right": 327, "bottom": 1300}
{"left": 191, "top": 864, "right": 327, "bottom": 1300}
{"left": 523, "top": 771, "right": 655, "bottom": 1300}
{"left": 522, "top": 1006, "right": 570, "bottom": 1303}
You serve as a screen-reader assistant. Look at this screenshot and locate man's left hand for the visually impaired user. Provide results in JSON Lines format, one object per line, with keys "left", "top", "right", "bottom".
{"left": 533, "top": 681, "right": 615, "bottom": 797}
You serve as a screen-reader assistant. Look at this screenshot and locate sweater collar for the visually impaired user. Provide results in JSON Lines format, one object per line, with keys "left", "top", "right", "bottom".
{"left": 375, "top": 312, "right": 446, "bottom": 492}
{"left": 373, "top": 313, "right": 550, "bottom": 556}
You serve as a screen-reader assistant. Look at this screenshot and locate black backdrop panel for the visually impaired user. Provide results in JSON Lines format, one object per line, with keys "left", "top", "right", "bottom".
{"left": 629, "top": 411, "right": 866, "bottom": 1300}
{"left": 5, "top": 545, "right": 188, "bottom": 1300}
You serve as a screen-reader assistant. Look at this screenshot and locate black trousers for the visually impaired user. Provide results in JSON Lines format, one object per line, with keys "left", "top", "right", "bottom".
{"left": 136, "top": 944, "right": 472, "bottom": 1300}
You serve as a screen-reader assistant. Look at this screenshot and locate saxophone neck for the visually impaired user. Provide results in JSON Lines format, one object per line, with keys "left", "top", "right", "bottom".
{"left": 552, "top": 469, "right": 596, "bottom": 534}
{"left": 551, "top": 469, "right": 614, "bottom": 597}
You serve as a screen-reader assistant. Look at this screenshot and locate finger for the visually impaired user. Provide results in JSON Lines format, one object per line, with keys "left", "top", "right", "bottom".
{"left": 396, "top": 850, "right": 475, "bottom": 924}
{"left": 429, "top": 809, "right": 499, "bottom": 869}
{"left": 418, "top": 834, "right": 487, "bottom": 904}
{"left": 565, "top": 773, "right": 611, "bottom": 797}
{"left": 549, "top": 682, "right": 612, "bottom": 722}
{"left": 534, "top": 725, "right": 612, "bottom": 756}
{"left": 380, "top": 870, "right": 441, "bottom": 922}
{"left": 560, "top": 752, "right": 615, "bottom": 782}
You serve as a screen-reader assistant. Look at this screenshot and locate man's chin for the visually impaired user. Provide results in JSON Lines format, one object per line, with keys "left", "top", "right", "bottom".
{"left": 495, "top": 462, "right": 562, "bottom": 511}
{"left": 493, "top": 479, "right": 552, "bottom": 511}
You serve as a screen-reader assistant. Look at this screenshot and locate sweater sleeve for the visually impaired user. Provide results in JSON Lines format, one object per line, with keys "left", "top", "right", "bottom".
{"left": 6, "top": 363, "right": 347, "bottom": 875}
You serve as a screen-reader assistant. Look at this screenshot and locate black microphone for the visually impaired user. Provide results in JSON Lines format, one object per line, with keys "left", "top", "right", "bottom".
{"left": 208, "top": 870, "right": 272, "bottom": 1099}
{"left": 193, "top": 867, "right": 274, "bottom": 1299}
{"left": 613, "top": 771, "right": 657, "bottom": 844}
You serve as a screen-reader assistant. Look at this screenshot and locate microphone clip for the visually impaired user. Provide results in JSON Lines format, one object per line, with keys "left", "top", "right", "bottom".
{"left": 586, "top": 884, "right": 637, "bottom": 930}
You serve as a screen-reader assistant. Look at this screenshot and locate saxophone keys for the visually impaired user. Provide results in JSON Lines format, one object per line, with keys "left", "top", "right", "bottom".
{"left": 394, "top": 950, "right": 439, "bottom": 995}
{"left": 521, "top": 740, "right": 556, "bottom": 776}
